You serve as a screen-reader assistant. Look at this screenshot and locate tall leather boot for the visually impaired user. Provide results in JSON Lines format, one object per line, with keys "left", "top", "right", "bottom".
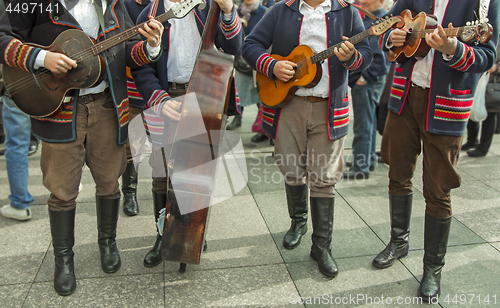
{"left": 310, "top": 197, "right": 338, "bottom": 278}
{"left": 418, "top": 213, "right": 452, "bottom": 302}
{"left": 226, "top": 115, "right": 242, "bottom": 130}
{"left": 122, "top": 162, "right": 139, "bottom": 216}
{"left": 372, "top": 194, "right": 413, "bottom": 268}
{"left": 283, "top": 184, "right": 308, "bottom": 249}
{"left": 143, "top": 192, "right": 166, "bottom": 267}
{"left": 96, "top": 197, "right": 121, "bottom": 273}
{"left": 49, "top": 208, "right": 77, "bottom": 296}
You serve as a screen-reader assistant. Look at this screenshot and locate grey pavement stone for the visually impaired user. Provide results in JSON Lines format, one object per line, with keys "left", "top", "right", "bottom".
{"left": 340, "top": 186, "right": 486, "bottom": 251}
{"left": 196, "top": 194, "right": 283, "bottom": 271}
{"left": 2, "top": 103, "right": 500, "bottom": 307}
{"left": 163, "top": 264, "right": 301, "bottom": 307}
{"left": 401, "top": 243, "right": 500, "bottom": 308}
{"left": 25, "top": 273, "right": 164, "bottom": 308}
{"left": 0, "top": 283, "right": 30, "bottom": 308}
{"left": 0, "top": 205, "right": 50, "bottom": 285}
{"left": 287, "top": 255, "right": 423, "bottom": 308}
{"left": 491, "top": 242, "right": 500, "bottom": 252}
{"left": 253, "top": 190, "right": 384, "bottom": 263}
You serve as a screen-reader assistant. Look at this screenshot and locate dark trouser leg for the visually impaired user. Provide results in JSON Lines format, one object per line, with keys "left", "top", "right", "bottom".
{"left": 49, "top": 208, "right": 77, "bottom": 296}
{"left": 309, "top": 197, "right": 338, "bottom": 278}
{"left": 418, "top": 213, "right": 452, "bottom": 302}
{"left": 372, "top": 193, "right": 412, "bottom": 268}
{"left": 283, "top": 183, "right": 308, "bottom": 249}
{"left": 144, "top": 192, "right": 166, "bottom": 267}
{"left": 122, "top": 162, "right": 139, "bottom": 216}
{"left": 96, "top": 197, "right": 121, "bottom": 273}
{"left": 476, "top": 112, "right": 497, "bottom": 153}
{"left": 226, "top": 107, "right": 243, "bottom": 130}
{"left": 462, "top": 120, "right": 479, "bottom": 150}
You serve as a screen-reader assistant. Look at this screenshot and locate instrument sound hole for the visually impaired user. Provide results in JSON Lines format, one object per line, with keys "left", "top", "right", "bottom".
{"left": 293, "top": 53, "right": 307, "bottom": 78}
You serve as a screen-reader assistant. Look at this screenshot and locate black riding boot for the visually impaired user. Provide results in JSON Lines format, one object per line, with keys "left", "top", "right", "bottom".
{"left": 372, "top": 194, "right": 412, "bottom": 268}
{"left": 226, "top": 115, "right": 242, "bottom": 130}
{"left": 49, "top": 208, "right": 76, "bottom": 296}
{"left": 418, "top": 213, "right": 452, "bottom": 302}
{"left": 144, "top": 192, "right": 166, "bottom": 267}
{"left": 283, "top": 184, "right": 308, "bottom": 249}
{"left": 122, "top": 162, "right": 139, "bottom": 216}
{"left": 310, "top": 197, "right": 338, "bottom": 278}
{"left": 96, "top": 197, "right": 121, "bottom": 273}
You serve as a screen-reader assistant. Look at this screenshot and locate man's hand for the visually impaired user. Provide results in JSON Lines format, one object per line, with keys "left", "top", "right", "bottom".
{"left": 273, "top": 60, "right": 297, "bottom": 82}
{"left": 488, "top": 63, "right": 498, "bottom": 74}
{"left": 44, "top": 51, "right": 77, "bottom": 74}
{"left": 213, "top": 0, "right": 234, "bottom": 15}
{"left": 161, "top": 99, "right": 182, "bottom": 121}
{"left": 389, "top": 28, "right": 408, "bottom": 47}
{"left": 139, "top": 16, "right": 164, "bottom": 48}
{"left": 426, "top": 23, "right": 457, "bottom": 55}
{"left": 334, "top": 36, "right": 355, "bottom": 63}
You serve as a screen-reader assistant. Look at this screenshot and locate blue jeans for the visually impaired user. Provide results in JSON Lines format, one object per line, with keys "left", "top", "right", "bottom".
{"left": 2, "top": 96, "right": 34, "bottom": 210}
{"left": 351, "top": 77, "right": 386, "bottom": 174}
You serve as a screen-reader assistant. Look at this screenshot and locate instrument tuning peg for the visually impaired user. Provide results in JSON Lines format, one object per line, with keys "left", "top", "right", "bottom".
{"left": 466, "top": 21, "right": 471, "bottom": 26}
{"left": 485, "top": 18, "right": 489, "bottom": 22}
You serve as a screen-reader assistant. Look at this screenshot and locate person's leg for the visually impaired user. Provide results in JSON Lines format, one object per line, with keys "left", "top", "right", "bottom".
{"left": 462, "top": 119, "right": 479, "bottom": 150}
{"left": 418, "top": 127, "right": 461, "bottom": 302}
{"left": 0, "top": 96, "right": 33, "bottom": 220}
{"left": 122, "top": 106, "right": 143, "bottom": 216}
{"left": 41, "top": 100, "right": 88, "bottom": 296}
{"left": 274, "top": 96, "right": 310, "bottom": 250}
{"left": 373, "top": 87, "right": 423, "bottom": 269}
{"left": 306, "top": 100, "right": 344, "bottom": 278}
{"left": 348, "top": 83, "right": 373, "bottom": 175}
{"left": 468, "top": 111, "right": 497, "bottom": 156}
{"left": 84, "top": 93, "right": 127, "bottom": 274}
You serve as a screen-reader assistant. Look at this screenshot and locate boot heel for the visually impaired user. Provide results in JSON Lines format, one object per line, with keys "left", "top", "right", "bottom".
{"left": 400, "top": 244, "right": 409, "bottom": 258}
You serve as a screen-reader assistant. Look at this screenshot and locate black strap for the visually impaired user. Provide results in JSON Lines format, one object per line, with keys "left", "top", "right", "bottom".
{"left": 93, "top": 0, "right": 107, "bottom": 39}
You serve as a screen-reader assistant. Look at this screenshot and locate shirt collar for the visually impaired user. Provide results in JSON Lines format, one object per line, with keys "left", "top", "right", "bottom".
{"left": 299, "top": 0, "right": 331, "bottom": 12}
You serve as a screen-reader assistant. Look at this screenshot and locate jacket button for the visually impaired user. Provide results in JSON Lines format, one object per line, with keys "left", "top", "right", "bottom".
{"left": 116, "top": 77, "right": 120, "bottom": 81}
{"left": 297, "top": 17, "right": 301, "bottom": 21}
{"left": 110, "top": 20, "right": 115, "bottom": 25}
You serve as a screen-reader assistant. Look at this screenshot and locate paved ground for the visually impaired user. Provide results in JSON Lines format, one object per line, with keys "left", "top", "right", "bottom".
{"left": 1, "top": 104, "right": 500, "bottom": 308}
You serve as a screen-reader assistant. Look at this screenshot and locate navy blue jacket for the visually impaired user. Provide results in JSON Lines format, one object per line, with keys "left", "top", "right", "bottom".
{"left": 238, "top": 4, "right": 267, "bottom": 36}
{"left": 0, "top": 0, "right": 158, "bottom": 144}
{"left": 242, "top": 0, "right": 373, "bottom": 140}
{"left": 361, "top": 8, "right": 390, "bottom": 82}
{"left": 131, "top": 0, "right": 243, "bottom": 141}
{"left": 124, "top": 0, "right": 149, "bottom": 109}
{"left": 380, "top": 0, "right": 500, "bottom": 136}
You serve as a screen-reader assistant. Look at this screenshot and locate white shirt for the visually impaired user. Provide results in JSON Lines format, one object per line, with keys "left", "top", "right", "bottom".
{"left": 411, "top": 0, "right": 450, "bottom": 88}
{"left": 165, "top": 0, "right": 201, "bottom": 83}
{"left": 35, "top": 0, "right": 159, "bottom": 95}
{"left": 295, "top": 0, "right": 331, "bottom": 98}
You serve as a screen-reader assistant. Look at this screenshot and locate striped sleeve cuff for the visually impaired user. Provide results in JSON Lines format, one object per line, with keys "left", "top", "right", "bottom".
{"left": 146, "top": 89, "right": 171, "bottom": 115}
{"left": 256, "top": 54, "right": 277, "bottom": 78}
{"left": 446, "top": 42, "right": 475, "bottom": 72}
{"left": 131, "top": 41, "right": 157, "bottom": 66}
{"left": 4, "top": 39, "right": 42, "bottom": 73}
{"left": 342, "top": 49, "right": 362, "bottom": 70}
{"left": 220, "top": 7, "right": 241, "bottom": 40}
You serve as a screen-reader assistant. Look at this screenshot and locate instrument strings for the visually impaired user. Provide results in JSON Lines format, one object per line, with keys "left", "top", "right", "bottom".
{"left": 8, "top": 11, "right": 174, "bottom": 93}
{"left": 255, "top": 34, "right": 363, "bottom": 88}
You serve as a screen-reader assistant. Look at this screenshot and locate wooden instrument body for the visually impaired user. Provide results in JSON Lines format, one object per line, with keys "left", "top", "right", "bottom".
{"left": 256, "top": 45, "right": 321, "bottom": 107}
{"left": 387, "top": 10, "right": 438, "bottom": 63}
{"left": 3, "top": 29, "right": 105, "bottom": 117}
{"left": 161, "top": 4, "right": 234, "bottom": 265}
